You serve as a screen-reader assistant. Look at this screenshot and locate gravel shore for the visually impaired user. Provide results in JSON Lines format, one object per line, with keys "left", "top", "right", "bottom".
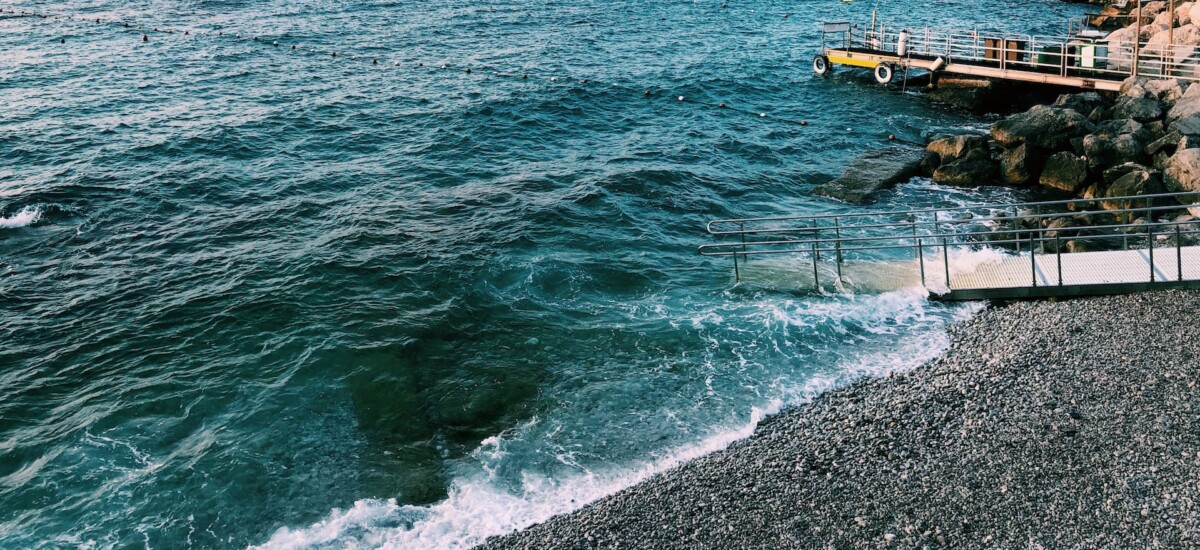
{"left": 479, "top": 290, "right": 1200, "bottom": 549}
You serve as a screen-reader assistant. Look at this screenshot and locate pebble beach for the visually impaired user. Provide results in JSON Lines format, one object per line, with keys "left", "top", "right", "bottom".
{"left": 481, "top": 290, "right": 1200, "bottom": 549}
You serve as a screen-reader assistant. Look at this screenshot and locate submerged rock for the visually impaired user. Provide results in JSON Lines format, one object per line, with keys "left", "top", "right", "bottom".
{"left": 932, "top": 148, "right": 999, "bottom": 187}
{"left": 925, "top": 134, "right": 989, "bottom": 163}
{"left": 812, "top": 148, "right": 924, "bottom": 204}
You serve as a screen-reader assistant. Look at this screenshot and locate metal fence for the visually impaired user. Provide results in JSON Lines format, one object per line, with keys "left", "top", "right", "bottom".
{"left": 700, "top": 191, "right": 1200, "bottom": 295}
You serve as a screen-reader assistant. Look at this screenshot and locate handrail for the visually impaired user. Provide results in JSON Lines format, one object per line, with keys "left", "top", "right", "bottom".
{"left": 702, "top": 191, "right": 1200, "bottom": 291}
{"left": 706, "top": 191, "right": 1200, "bottom": 233}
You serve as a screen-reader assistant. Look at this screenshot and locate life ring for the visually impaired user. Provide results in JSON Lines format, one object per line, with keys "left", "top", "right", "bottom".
{"left": 874, "top": 63, "right": 895, "bottom": 85}
{"left": 813, "top": 55, "right": 831, "bottom": 76}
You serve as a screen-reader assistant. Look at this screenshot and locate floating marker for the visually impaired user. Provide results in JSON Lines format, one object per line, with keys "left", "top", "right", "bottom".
{"left": 678, "top": 96, "right": 684, "bottom": 101}
{"left": 142, "top": 34, "right": 148, "bottom": 42}
{"left": 522, "top": 74, "right": 528, "bottom": 79}
{"left": 759, "top": 113, "right": 766, "bottom": 117}
{"left": 441, "top": 64, "right": 447, "bottom": 69}
{"left": 60, "top": 38, "right": 64, "bottom": 44}
{"left": 394, "top": 61, "right": 401, "bottom": 66}
{"left": 888, "top": 134, "right": 896, "bottom": 141}
{"left": 800, "top": 120, "right": 808, "bottom": 126}
{"left": 550, "top": 76, "right": 557, "bottom": 81}
{"left": 373, "top": 59, "right": 378, "bottom": 65}
{"left": 418, "top": 62, "right": 424, "bottom": 67}
{"left": 644, "top": 90, "right": 651, "bottom": 96}
{"left": 184, "top": 31, "right": 189, "bottom": 35}
{"left": 466, "top": 68, "right": 471, "bottom": 73}
{"left": 332, "top": 52, "right": 337, "bottom": 57}
{"left": 581, "top": 79, "right": 588, "bottom": 84}
{"left": 719, "top": 103, "right": 726, "bottom": 108}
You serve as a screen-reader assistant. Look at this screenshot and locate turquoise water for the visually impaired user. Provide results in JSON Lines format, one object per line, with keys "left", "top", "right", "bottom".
{"left": 1, "top": 1, "right": 1089, "bottom": 548}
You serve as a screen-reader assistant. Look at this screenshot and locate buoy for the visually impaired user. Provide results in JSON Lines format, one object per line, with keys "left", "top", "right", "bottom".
{"left": 291, "top": 45, "right": 297, "bottom": 50}
{"left": 759, "top": 113, "right": 766, "bottom": 117}
{"left": 331, "top": 52, "right": 337, "bottom": 57}
{"left": 888, "top": 134, "right": 896, "bottom": 141}
{"left": 466, "top": 67, "right": 472, "bottom": 73}
{"left": 719, "top": 103, "right": 726, "bottom": 108}
{"left": 185, "top": 31, "right": 189, "bottom": 35}
{"left": 441, "top": 64, "right": 447, "bottom": 69}
{"left": 142, "top": 34, "right": 148, "bottom": 42}
{"left": 551, "top": 76, "right": 557, "bottom": 81}
{"left": 847, "top": 128, "right": 853, "bottom": 132}
{"left": 644, "top": 90, "right": 651, "bottom": 96}
{"left": 418, "top": 62, "right": 424, "bottom": 67}
{"left": 783, "top": 13, "right": 789, "bottom": 18}
{"left": 394, "top": 61, "right": 400, "bottom": 66}
{"left": 678, "top": 96, "right": 684, "bottom": 101}
{"left": 522, "top": 74, "right": 528, "bottom": 79}
{"left": 60, "top": 38, "right": 64, "bottom": 44}
{"left": 800, "top": 120, "right": 808, "bottom": 126}
{"left": 582, "top": 79, "right": 588, "bottom": 84}
{"left": 373, "top": 59, "right": 378, "bottom": 65}
{"left": 273, "top": 41, "right": 278, "bottom": 46}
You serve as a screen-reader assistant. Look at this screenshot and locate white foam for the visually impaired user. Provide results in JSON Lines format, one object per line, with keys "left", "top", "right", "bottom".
{"left": 255, "top": 289, "right": 983, "bottom": 550}
{"left": 0, "top": 206, "right": 42, "bottom": 229}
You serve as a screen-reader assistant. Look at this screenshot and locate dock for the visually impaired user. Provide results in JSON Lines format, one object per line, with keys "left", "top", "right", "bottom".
{"left": 700, "top": 191, "right": 1200, "bottom": 301}
{"left": 814, "top": 19, "right": 1200, "bottom": 92}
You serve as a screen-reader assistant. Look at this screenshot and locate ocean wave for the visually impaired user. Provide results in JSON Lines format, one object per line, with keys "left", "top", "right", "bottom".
{"left": 255, "top": 288, "right": 983, "bottom": 550}
{"left": 0, "top": 206, "right": 42, "bottom": 229}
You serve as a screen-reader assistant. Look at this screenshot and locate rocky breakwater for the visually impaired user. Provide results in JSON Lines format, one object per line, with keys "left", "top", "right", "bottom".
{"left": 923, "top": 78, "right": 1200, "bottom": 213}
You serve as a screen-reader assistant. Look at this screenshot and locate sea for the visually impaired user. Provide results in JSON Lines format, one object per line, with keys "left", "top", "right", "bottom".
{"left": 0, "top": 0, "right": 1091, "bottom": 548}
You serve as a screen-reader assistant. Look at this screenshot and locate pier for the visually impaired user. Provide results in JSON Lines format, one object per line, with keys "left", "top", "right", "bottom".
{"left": 814, "top": 19, "right": 1200, "bottom": 92}
{"left": 700, "top": 191, "right": 1200, "bottom": 301}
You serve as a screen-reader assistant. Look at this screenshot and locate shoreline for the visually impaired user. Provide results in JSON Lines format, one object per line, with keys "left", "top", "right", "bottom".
{"left": 479, "top": 290, "right": 1200, "bottom": 549}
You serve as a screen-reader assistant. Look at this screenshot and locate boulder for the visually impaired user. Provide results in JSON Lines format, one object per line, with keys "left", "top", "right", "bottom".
{"left": 1103, "top": 162, "right": 1154, "bottom": 186}
{"left": 812, "top": 148, "right": 924, "bottom": 204}
{"left": 1191, "top": 3, "right": 1200, "bottom": 27}
{"left": 1040, "top": 152, "right": 1090, "bottom": 193}
{"left": 1000, "top": 143, "right": 1040, "bottom": 186}
{"left": 1145, "top": 79, "right": 1186, "bottom": 109}
{"left": 1054, "top": 92, "right": 1106, "bottom": 114}
{"left": 1152, "top": 9, "right": 1177, "bottom": 27}
{"left": 931, "top": 148, "right": 999, "bottom": 186}
{"left": 1113, "top": 96, "right": 1164, "bottom": 122}
{"left": 1180, "top": 2, "right": 1195, "bottom": 26}
{"left": 1107, "top": 27, "right": 1139, "bottom": 70}
{"left": 1103, "top": 170, "right": 1165, "bottom": 210}
{"left": 1083, "top": 132, "right": 1146, "bottom": 170}
{"left": 918, "top": 151, "right": 941, "bottom": 177}
{"left": 1164, "top": 147, "right": 1200, "bottom": 192}
{"left": 925, "top": 134, "right": 989, "bottom": 163}
{"left": 991, "top": 105, "right": 1096, "bottom": 151}
{"left": 1168, "top": 94, "right": 1200, "bottom": 122}
{"left": 1147, "top": 131, "right": 1184, "bottom": 156}
{"left": 1170, "top": 113, "right": 1200, "bottom": 136}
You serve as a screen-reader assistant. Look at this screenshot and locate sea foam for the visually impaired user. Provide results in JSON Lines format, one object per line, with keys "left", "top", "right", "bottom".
{"left": 0, "top": 206, "right": 42, "bottom": 229}
{"left": 255, "top": 288, "right": 983, "bottom": 550}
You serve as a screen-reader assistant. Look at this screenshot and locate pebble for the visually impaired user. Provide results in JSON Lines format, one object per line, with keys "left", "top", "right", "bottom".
{"left": 479, "top": 291, "right": 1200, "bottom": 549}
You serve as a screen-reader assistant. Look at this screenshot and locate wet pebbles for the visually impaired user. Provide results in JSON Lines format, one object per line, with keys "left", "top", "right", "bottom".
{"left": 480, "top": 291, "right": 1200, "bottom": 549}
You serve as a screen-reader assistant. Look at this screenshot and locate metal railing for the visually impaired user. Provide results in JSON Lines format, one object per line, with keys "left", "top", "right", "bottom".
{"left": 843, "top": 26, "right": 1200, "bottom": 82}
{"left": 700, "top": 191, "right": 1200, "bottom": 294}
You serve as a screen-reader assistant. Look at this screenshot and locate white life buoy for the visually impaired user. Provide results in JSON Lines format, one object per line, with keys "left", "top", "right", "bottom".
{"left": 874, "top": 63, "right": 895, "bottom": 85}
{"left": 813, "top": 55, "right": 831, "bottom": 76}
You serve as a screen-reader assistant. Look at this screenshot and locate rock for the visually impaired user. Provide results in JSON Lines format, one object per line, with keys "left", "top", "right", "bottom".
{"left": 1054, "top": 92, "right": 1106, "bottom": 114}
{"left": 1104, "top": 170, "right": 1165, "bottom": 210}
{"left": 926, "top": 134, "right": 989, "bottom": 163}
{"left": 1113, "top": 96, "right": 1164, "bottom": 123}
{"left": 1164, "top": 147, "right": 1200, "bottom": 192}
{"left": 919, "top": 151, "right": 941, "bottom": 177}
{"left": 1083, "top": 133, "right": 1146, "bottom": 170}
{"left": 1146, "top": 79, "right": 1186, "bottom": 109}
{"left": 932, "top": 149, "right": 999, "bottom": 186}
{"left": 1180, "top": 2, "right": 1196, "bottom": 26}
{"left": 1103, "top": 162, "right": 1153, "bottom": 186}
{"left": 812, "top": 148, "right": 924, "bottom": 204}
{"left": 1040, "top": 152, "right": 1089, "bottom": 193}
{"left": 1168, "top": 95, "right": 1200, "bottom": 122}
{"left": 1121, "top": 77, "right": 1153, "bottom": 100}
{"left": 991, "top": 106, "right": 1096, "bottom": 151}
{"left": 1147, "top": 131, "right": 1184, "bottom": 156}
{"left": 1000, "top": 143, "right": 1040, "bottom": 186}
{"left": 1170, "top": 113, "right": 1200, "bottom": 137}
